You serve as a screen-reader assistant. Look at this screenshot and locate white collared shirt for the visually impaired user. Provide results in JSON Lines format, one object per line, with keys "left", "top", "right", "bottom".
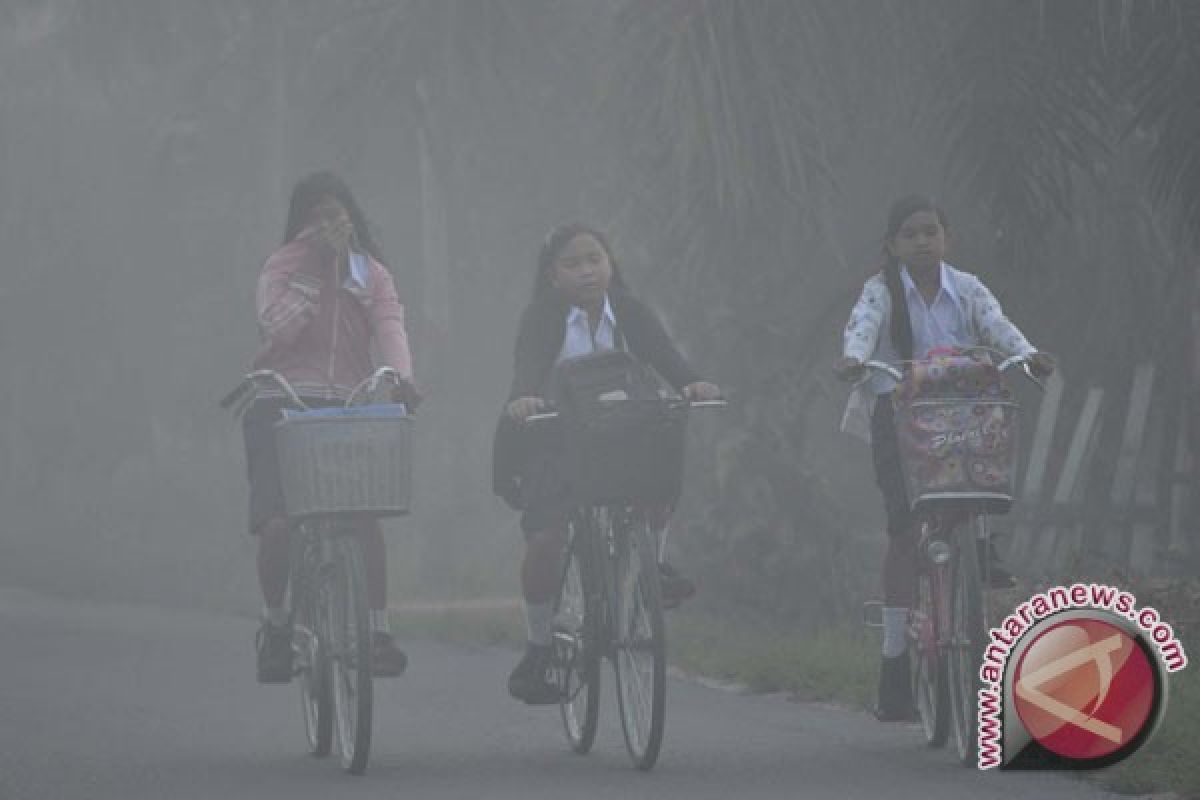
{"left": 897, "top": 262, "right": 972, "bottom": 364}
{"left": 346, "top": 251, "right": 370, "bottom": 291}
{"left": 556, "top": 295, "right": 617, "bottom": 364}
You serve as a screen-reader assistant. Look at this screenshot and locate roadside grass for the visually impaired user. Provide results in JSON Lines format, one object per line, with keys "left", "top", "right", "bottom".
{"left": 667, "top": 611, "right": 876, "bottom": 707}
{"left": 1098, "top": 659, "right": 1199, "bottom": 797}
{"left": 389, "top": 601, "right": 876, "bottom": 707}
{"left": 387, "top": 598, "right": 1197, "bottom": 797}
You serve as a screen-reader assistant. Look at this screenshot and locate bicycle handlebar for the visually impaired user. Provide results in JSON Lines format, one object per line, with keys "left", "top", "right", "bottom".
{"left": 345, "top": 366, "right": 404, "bottom": 408}
{"left": 221, "top": 366, "right": 418, "bottom": 417}
{"left": 220, "top": 369, "right": 308, "bottom": 414}
{"left": 523, "top": 397, "right": 728, "bottom": 425}
{"left": 856, "top": 353, "right": 1045, "bottom": 392}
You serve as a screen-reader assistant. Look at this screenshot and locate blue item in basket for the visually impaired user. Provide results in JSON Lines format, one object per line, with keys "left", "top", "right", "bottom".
{"left": 281, "top": 403, "right": 407, "bottom": 421}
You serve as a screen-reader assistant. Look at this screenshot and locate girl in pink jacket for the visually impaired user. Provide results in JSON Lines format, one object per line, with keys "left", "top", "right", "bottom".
{"left": 244, "top": 172, "right": 417, "bottom": 683}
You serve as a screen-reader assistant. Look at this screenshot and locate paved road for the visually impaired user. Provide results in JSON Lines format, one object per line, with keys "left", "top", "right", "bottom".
{"left": 0, "top": 586, "right": 1126, "bottom": 800}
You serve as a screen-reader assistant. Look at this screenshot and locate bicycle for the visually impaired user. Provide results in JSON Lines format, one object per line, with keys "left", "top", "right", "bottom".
{"left": 525, "top": 394, "right": 725, "bottom": 771}
{"left": 861, "top": 348, "right": 1043, "bottom": 765}
{"left": 221, "top": 366, "right": 413, "bottom": 774}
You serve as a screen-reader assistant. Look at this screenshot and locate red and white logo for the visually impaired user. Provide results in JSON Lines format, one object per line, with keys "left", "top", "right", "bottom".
{"left": 1012, "top": 617, "right": 1157, "bottom": 763}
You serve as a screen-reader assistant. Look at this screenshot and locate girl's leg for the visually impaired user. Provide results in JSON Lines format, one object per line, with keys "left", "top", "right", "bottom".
{"left": 357, "top": 518, "right": 407, "bottom": 676}
{"left": 644, "top": 503, "right": 695, "bottom": 607}
{"left": 521, "top": 525, "right": 569, "bottom": 645}
{"left": 881, "top": 529, "right": 915, "bottom": 656}
{"left": 254, "top": 515, "right": 294, "bottom": 683}
{"left": 256, "top": 516, "right": 291, "bottom": 616}
{"left": 508, "top": 522, "right": 568, "bottom": 704}
{"left": 871, "top": 393, "right": 915, "bottom": 719}
{"left": 361, "top": 519, "right": 387, "bottom": 611}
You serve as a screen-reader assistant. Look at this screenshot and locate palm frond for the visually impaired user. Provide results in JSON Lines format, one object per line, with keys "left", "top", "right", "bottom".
{"left": 932, "top": 0, "right": 1115, "bottom": 269}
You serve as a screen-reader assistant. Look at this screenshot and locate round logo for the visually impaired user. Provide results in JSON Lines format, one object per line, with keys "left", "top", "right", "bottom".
{"left": 1012, "top": 616, "right": 1161, "bottom": 765}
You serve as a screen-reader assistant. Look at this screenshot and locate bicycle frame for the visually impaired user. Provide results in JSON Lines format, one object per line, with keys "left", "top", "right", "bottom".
{"left": 566, "top": 506, "right": 633, "bottom": 660}
{"left": 856, "top": 350, "right": 1040, "bottom": 759}
{"left": 224, "top": 366, "right": 411, "bottom": 776}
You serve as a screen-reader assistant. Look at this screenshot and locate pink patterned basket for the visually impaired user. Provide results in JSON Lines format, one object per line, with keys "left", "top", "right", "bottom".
{"left": 892, "top": 352, "right": 1020, "bottom": 514}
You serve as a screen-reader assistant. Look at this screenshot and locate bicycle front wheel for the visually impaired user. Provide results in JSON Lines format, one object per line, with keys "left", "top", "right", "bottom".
{"left": 328, "top": 535, "right": 373, "bottom": 774}
{"left": 910, "top": 568, "right": 948, "bottom": 747}
{"left": 948, "top": 519, "right": 986, "bottom": 765}
{"left": 554, "top": 518, "right": 601, "bottom": 754}
{"left": 612, "top": 515, "right": 666, "bottom": 770}
{"left": 291, "top": 534, "right": 332, "bottom": 757}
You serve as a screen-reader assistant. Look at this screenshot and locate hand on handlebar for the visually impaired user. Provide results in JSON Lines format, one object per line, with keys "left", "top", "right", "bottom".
{"left": 506, "top": 396, "right": 545, "bottom": 422}
{"left": 1027, "top": 352, "right": 1056, "bottom": 379}
{"left": 391, "top": 378, "right": 424, "bottom": 411}
{"left": 833, "top": 356, "right": 866, "bottom": 383}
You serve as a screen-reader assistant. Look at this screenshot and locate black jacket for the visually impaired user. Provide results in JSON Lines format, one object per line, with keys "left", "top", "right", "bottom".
{"left": 507, "top": 290, "right": 702, "bottom": 402}
{"left": 493, "top": 290, "right": 703, "bottom": 509}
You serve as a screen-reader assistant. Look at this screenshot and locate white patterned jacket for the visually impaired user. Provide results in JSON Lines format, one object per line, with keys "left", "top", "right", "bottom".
{"left": 840, "top": 263, "right": 1037, "bottom": 442}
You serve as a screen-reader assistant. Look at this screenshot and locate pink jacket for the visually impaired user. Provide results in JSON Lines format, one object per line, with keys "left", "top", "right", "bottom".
{"left": 252, "top": 229, "right": 413, "bottom": 400}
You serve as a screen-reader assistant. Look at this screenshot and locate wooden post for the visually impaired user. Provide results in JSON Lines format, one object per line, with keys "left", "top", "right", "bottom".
{"left": 1029, "top": 387, "right": 1103, "bottom": 576}
{"left": 1008, "top": 371, "right": 1064, "bottom": 569}
{"left": 1168, "top": 398, "right": 1193, "bottom": 566}
{"left": 1129, "top": 389, "right": 1164, "bottom": 577}
{"left": 1107, "top": 364, "right": 1156, "bottom": 570}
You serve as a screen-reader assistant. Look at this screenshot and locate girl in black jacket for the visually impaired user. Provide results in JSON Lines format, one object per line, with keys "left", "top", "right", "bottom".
{"left": 502, "top": 223, "right": 720, "bottom": 704}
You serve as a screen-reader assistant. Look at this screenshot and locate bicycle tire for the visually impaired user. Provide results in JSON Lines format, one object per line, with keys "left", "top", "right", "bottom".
{"left": 910, "top": 568, "right": 949, "bottom": 747}
{"left": 613, "top": 515, "right": 666, "bottom": 770}
{"left": 555, "top": 516, "right": 601, "bottom": 754}
{"left": 948, "top": 519, "right": 986, "bottom": 765}
{"left": 291, "top": 533, "right": 332, "bottom": 757}
{"left": 329, "top": 535, "right": 373, "bottom": 774}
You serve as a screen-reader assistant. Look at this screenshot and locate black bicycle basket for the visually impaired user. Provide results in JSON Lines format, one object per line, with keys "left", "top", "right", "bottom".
{"left": 551, "top": 351, "right": 686, "bottom": 507}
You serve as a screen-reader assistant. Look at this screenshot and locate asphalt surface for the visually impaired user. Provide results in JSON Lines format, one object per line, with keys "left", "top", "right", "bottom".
{"left": 0, "top": 586, "right": 1128, "bottom": 800}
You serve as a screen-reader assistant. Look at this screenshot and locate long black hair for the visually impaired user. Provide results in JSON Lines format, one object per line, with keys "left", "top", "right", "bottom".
{"left": 531, "top": 222, "right": 629, "bottom": 302}
{"left": 282, "top": 171, "right": 383, "bottom": 263}
{"left": 881, "top": 194, "right": 948, "bottom": 360}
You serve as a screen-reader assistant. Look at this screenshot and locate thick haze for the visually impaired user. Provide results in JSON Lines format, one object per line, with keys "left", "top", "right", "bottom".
{"left": 0, "top": 1, "right": 1193, "bottom": 617}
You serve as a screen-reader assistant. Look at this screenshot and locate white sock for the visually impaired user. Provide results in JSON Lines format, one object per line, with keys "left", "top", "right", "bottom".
{"left": 525, "top": 601, "right": 554, "bottom": 647}
{"left": 369, "top": 609, "right": 391, "bottom": 634}
{"left": 264, "top": 606, "right": 289, "bottom": 628}
{"left": 650, "top": 522, "right": 668, "bottom": 563}
{"left": 882, "top": 606, "right": 908, "bottom": 658}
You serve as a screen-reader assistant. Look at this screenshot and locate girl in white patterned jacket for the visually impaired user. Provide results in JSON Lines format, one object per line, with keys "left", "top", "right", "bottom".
{"left": 833, "top": 195, "right": 1054, "bottom": 721}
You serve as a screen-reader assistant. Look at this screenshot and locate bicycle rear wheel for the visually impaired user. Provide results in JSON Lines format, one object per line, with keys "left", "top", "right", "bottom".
{"left": 612, "top": 514, "right": 666, "bottom": 770}
{"left": 291, "top": 533, "right": 332, "bottom": 757}
{"left": 948, "top": 519, "right": 986, "bottom": 765}
{"left": 554, "top": 517, "right": 601, "bottom": 754}
{"left": 328, "top": 535, "right": 372, "bottom": 774}
{"left": 909, "top": 566, "right": 948, "bottom": 747}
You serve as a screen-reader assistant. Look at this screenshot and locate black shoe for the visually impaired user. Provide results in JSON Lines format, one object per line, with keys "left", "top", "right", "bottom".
{"left": 507, "top": 644, "right": 558, "bottom": 705}
{"left": 874, "top": 654, "right": 914, "bottom": 721}
{"left": 371, "top": 632, "right": 408, "bottom": 678}
{"left": 256, "top": 619, "right": 294, "bottom": 684}
{"left": 978, "top": 540, "right": 1017, "bottom": 589}
{"left": 658, "top": 561, "right": 696, "bottom": 610}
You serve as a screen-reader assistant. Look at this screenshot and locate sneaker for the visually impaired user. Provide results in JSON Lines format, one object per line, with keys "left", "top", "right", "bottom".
{"left": 256, "top": 620, "right": 294, "bottom": 684}
{"left": 507, "top": 643, "right": 558, "bottom": 705}
{"left": 658, "top": 561, "right": 696, "bottom": 610}
{"left": 371, "top": 632, "right": 408, "bottom": 678}
{"left": 874, "top": 654, "right": 915, "bottom": 722}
